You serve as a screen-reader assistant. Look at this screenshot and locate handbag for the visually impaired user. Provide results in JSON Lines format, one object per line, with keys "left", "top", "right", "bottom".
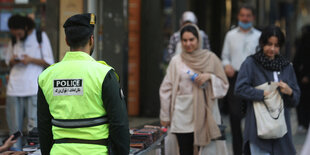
{"left": 251, "top": 59, "right": 287, "bottom": 139}
{"left": 253, "top": 82, "right": 287, "bottom": 139}
{"left": 202, "top": 89, "right": 226, "bottom": 140}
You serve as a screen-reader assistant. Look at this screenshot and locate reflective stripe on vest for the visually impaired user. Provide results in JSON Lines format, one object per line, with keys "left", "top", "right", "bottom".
{"left": 54, "top": 138, "right": 108, "bottom": 146}
{"left": 52, "top": 116, "right": 108, "bottom": 128}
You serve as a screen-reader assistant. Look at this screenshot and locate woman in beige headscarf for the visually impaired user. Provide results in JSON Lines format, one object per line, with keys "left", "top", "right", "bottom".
{"left": 160, "top": 24, "right": 229, "bottom": 155}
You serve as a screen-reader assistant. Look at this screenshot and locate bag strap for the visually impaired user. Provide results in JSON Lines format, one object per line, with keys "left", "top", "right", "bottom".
{"left": 36, "top": 29, "right": 42, "bottom": 44}
{"left": 36, "top": 29, "right": 44, "bottom": 59}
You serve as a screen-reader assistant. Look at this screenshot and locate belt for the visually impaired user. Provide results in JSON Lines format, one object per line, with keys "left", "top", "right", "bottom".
{"left": 54, "top": 138, "right": 108, "bottom": 146}
{"left": 52, "top": 116, "right": 108, "bottom": 128}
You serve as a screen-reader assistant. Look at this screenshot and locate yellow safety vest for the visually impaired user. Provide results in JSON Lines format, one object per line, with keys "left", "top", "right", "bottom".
{"left": 38, "top": 52, "right": 113, "bottom": 155}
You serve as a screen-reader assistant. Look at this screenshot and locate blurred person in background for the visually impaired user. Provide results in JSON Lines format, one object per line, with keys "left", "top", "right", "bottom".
{"left": 164, "top": 11, "right": 211, "bottom": 63}
{"left": 293, "top": 24, "right": 310, "bottom": 133}
{"left": 301, "top": 127, "right": 310, "bottom": 155}
{"left": 5, "top": 14, "right": 54, "bottom": 150}
{"left": 160, "top": 24, "right": 229, "bottom": 155}
{"left": 235, "top": 25, "right": 300, "bottom": 155}
{"left": 221, "top": 4, "right": 261, "bottom": 155}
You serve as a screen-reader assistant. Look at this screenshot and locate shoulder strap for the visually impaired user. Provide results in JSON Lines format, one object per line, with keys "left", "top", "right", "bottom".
{"left": 36, "top": 29, "right": 42, "bottom": 44}
{"left": 36, "top": 29, "right": 44, "bottom": 59}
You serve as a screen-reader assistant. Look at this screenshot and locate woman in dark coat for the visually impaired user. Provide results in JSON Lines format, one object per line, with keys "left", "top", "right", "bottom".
{"left": 235, "top": 25, "right": 300, "bottom": 155}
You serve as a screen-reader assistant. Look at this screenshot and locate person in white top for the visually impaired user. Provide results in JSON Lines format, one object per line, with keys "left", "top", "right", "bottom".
{"left": 221, "top": 4, "right": 261, "bottom": 155}
{"left": 5, "top": 14, "right": 54, "bottom": 150}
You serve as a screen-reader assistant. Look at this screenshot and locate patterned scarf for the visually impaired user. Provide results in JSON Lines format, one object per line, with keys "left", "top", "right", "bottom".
{"left": 252, "top": 51, "right": 290, "bottom": 71}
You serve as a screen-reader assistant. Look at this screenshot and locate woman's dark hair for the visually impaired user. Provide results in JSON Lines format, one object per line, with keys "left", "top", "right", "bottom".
{"left": 258, "top": 25, "right": 285, "bottom": 50}
{"left": 8, "top": 14, "right": 35, "bottom": 30}
{"left": 180, "top": 25, "right": 199, "bottom": 40}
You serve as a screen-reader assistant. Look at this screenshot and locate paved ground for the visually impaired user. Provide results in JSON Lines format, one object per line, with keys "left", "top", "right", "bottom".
{"left": 128, "top": 109, "right": 307, "bottom": 155}
{"left": 0, "top": 109, "right": 307, "bottom": 154}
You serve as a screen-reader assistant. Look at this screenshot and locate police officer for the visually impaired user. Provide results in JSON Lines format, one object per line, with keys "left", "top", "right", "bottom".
{"left": 37, "top": 13, "right": 129, "bottom": 155}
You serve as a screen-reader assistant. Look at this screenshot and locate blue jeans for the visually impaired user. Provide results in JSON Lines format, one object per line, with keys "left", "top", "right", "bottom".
{"left": 250, "top": 142, "right": 271, "bottom": 155}
{"left": 5, "top": 95, "right": 37, "bottom": 150}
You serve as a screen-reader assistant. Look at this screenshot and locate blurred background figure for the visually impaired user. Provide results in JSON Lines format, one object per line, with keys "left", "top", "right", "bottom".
{"left": 164, "top": 11, "right": 211, "bottom": 63}
{"left": 301, "top": 128, "right": 310, "bottom": 155}
{"left": 235, "top": 25, "right": 300, "bottom": 155}
{"left": 5, "top": 14, "right": 54, "bottom": 150}
{"left": 221, "top": 4, "right": 261, "bottom": 155}
{"left": 293, "top": 24, "right": 310, "bottom": 133}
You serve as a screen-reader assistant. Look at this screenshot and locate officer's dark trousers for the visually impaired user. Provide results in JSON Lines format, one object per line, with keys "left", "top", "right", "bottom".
{"left": 175, "top": 133, "right": 194, "bottom": 155}
{"left": 227, "top": 73, "right": 244, "bottom": 155}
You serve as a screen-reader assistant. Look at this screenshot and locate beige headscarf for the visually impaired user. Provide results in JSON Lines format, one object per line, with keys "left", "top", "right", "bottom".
{"left": 180, "top": 24, "right": 228, "bottom": 146}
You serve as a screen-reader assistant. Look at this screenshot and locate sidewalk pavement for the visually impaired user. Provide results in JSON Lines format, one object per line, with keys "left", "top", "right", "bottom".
{"left": 129, "top": 108, "right": 307, "bottom": 155}
{"left": 0, "top": 109, "right": 307, "bottom": 154}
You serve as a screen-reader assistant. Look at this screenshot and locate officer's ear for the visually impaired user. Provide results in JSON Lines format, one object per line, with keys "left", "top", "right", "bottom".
{"left": 89, "top": 35, "right": 94, "bottom": 46}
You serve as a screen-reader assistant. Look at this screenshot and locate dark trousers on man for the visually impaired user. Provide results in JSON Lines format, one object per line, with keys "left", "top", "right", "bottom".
{"left": 227, "top": 72, "right": 244, "bottom": 155}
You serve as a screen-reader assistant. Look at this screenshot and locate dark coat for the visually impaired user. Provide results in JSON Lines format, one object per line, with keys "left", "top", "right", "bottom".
{"left": 235, "top": 56, "right": 300, "bottom": 155}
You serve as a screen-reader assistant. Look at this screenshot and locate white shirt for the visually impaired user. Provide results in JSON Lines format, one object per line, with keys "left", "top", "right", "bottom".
{"left": 221, "top": 27, "right": 261, "bottom": 71}
{"left": 5, "top": 30, "right": 54, "bottom": 96}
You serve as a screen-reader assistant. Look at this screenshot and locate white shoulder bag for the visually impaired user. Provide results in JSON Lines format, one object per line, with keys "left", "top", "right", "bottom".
{"left": 253, "top": 82, "right": 287, "bottom": 139}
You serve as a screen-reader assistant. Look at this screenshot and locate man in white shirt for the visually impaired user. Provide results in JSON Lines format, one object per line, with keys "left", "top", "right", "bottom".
{"left": 221, "top": 4, "right": 261, "bottom": 155}
{"left": 5, "top": 14, "right": 54, "bottom": 150}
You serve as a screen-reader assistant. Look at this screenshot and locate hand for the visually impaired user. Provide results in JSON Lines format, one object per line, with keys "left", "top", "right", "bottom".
{"left": 9, "top": 55, "right": 21, "bottom": 66}
{"left": 2, "top": 135, "right": 17, "bottom": 151}
{"left": 278, "top": 80, "right": 293, "bottom": 96}
{"left": 264, "top": 90, "right": 271, "bottom": 97}
{"left": 160, "top": 120, "right": 170, "bottom": 127}
{"left": 301, "top": 76, "right": 309, "bottom": 84}
{"left": 224, "top": 65, "right": 235, "bottom": 78}
{"left": 20, "top": 54, "right": 32, "bottom": 65}
{"left": 195, "top": 73, "right": 211, "bottom": 87}
{"left": 1, "top": 151, "right": 15, "bottom": 155}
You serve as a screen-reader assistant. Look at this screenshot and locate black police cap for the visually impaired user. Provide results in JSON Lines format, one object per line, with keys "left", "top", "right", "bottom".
{"left": 63, "top": 13, "right": 96, "bottom": 41}
{"left": 63, "top": 13, "right": 96, "bottom": 29}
